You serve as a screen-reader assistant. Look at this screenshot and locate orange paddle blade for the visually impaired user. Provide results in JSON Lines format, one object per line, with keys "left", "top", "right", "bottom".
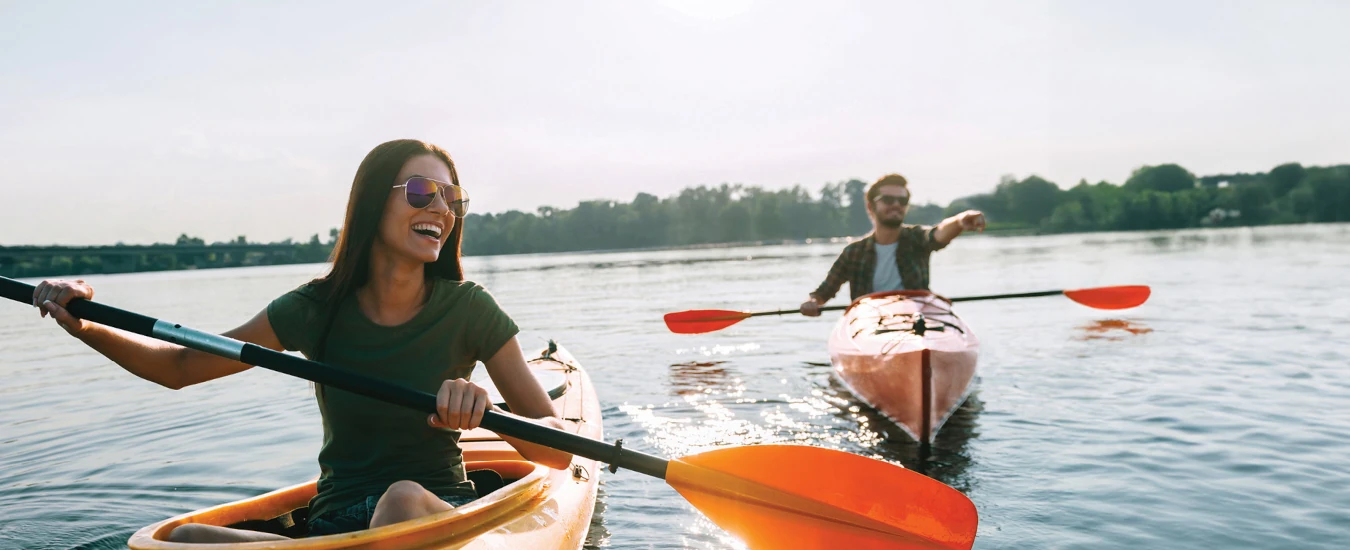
{"left": 667, "top": 445, "right": 978, "bottom": 549}
{"left": 664, "top": 309, "right": 753, "bottom": 334}
{"left": 1063, "top": 285, "right": 1151, "bottom": 310}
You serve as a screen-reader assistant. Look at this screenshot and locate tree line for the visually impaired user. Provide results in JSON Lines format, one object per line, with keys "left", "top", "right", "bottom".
{"left": 460, "top": 162, "right": 1350, "bottom": 255}
{"left": 954, "top": 163, "right": 1350, "bottom": 233}
{"left": 7, "top": 162, "right": 1346, "bottom": 277}
{"left": 0, "top": 232, "right": 337, "bottom": 278}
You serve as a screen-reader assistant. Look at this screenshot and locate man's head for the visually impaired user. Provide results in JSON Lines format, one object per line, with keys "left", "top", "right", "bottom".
{"left": 866, "top": 174, "right": 910, "bottom": 229}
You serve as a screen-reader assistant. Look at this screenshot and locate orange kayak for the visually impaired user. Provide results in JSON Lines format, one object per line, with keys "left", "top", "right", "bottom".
{"left": 128, "top": 343, "right": 602, "bottom": 549}
{"left": 828, "top": 291, "right": 979, "bottom": 444}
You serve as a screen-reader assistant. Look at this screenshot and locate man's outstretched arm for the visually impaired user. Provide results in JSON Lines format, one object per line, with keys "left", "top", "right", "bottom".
{"left": 933, "top": 210, "right": 987, "bottom": 246}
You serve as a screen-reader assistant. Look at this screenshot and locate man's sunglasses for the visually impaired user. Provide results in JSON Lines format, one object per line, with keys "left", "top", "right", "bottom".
{"left": 873, "top": 195, "right": 910, "bottom": 207}
{"left": 392, "top": 176, "right": 469, "bottom": 217}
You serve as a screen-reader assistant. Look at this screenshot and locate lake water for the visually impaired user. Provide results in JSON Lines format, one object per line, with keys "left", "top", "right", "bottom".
{"left": 2, "top": 224, "right": 1348, "bottom": 549}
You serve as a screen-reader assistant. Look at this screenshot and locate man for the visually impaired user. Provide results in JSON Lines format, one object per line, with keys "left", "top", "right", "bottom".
{"left": 801, "top": 174, "right": 986, "bottom": 316}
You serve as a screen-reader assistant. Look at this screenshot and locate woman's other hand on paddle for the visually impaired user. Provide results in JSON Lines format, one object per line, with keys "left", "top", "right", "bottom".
{"left": 800, "top": 298, "right": 822, "bottom": 317}
{"left": 429, "top": 378, "right": 493, "bottom": 430}
{"left": 32, "top": 279, "right": 94, "bottom": 336}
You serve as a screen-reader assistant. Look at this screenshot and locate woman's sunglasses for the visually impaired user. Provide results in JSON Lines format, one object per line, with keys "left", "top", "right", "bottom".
{"left": 393, "top": 176, "right": 469, "bottom": 217}
{"left": 873, "top": 195, "right": 909, "bottom": 207}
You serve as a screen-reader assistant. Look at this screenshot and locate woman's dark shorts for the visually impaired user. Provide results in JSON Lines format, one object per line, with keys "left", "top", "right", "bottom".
{"left": 308, "top": 493, "right": 477, "bottom": 536}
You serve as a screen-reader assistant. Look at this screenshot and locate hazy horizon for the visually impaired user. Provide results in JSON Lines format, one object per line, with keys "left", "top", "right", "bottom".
{"left": 3, "top": 1, "right": 1348, "bottom": 246}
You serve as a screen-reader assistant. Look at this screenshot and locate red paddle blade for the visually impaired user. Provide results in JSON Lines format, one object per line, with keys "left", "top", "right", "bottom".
{"left": 664, "top": 309, "right": 753, "bottom": 334}
{"left": 1064, "top": 285, "right": 1151, "bottom": 310}
{"left": 668, "top": 445, "right": 978, "bottom": 549}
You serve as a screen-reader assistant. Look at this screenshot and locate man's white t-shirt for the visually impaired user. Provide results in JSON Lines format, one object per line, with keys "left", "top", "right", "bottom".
{"left": 872, "top": 241, "right": 904, "bottom": 292}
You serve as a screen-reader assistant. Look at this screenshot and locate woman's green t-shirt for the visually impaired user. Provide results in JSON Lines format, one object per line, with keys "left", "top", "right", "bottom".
{"left": 265, "top": 278, "right": 519, "bottom": 519}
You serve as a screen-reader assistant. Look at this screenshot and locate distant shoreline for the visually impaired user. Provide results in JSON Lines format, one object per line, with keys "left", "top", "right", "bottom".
{"left": 0, "top": 241, "right": 333, "bottom": 280}
{"left": 6, "top": 221, "right": 1339, "bottom": 279}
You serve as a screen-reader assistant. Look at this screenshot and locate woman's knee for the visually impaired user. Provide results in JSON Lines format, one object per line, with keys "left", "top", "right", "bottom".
{"left": 167, "top": 524, "right": 208, "bottom": 543}
{"left": 380, "top": 480, "right": 430, "bottom": 508}
{"left": 373, "top": 480, "right": 452, "bottom": 527}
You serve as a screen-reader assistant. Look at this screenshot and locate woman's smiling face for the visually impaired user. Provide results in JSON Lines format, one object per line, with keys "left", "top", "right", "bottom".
{"left": 376, "top": 154, "right": 457, "bottom": 265}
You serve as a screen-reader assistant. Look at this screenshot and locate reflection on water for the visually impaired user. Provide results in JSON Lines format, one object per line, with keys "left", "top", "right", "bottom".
{"left": 915, "top": 394, "right": 983, "bottom": 493}
{"left": 673, "top": 343, "right": 762, "bottom": 358}
{"left": 668, "top": 360, "right": 734, "bottom": 396}
{"left": 1078, "top": 319, "right": 1154, "bottom": 340}
{"left": 583, "top": 484, "right": 611, "bottom": 549}
{"left": 821, "top": 376, "right": 982, "bottom": 492}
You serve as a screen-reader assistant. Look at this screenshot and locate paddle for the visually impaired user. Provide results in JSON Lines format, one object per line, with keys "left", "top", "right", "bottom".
{"left": 0, "top": 276, "right": 977, "bottom": 549}
{"left": 665, "top": 284, "right": 1151, "bottom": 334}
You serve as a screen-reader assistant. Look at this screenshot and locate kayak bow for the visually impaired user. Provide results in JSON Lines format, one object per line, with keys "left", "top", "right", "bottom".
{"left": 829, "top": 291, "right": 978, "bottom": 445}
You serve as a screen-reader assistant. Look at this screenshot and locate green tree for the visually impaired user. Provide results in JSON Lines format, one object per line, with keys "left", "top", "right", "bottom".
{"left": 1125, "top": 164, "right": 1197, "bottom": 193}
{"left": 1288, "top": 184, "right": 1316, "bottom": 220}
{"left": 1305, "top": 167, "right": 1350, "bottom": 222}
{"left": 844, "top": 179, "right": 869, "bottom": 234}
{"left": 905, "top": 203, "right": 945, "bottom": 225}
{"left": 1044, "top": 201, "right": 1088, "bottom": 232}
{"left": 996, "top": 175, "right": 1062, "bottom": 225}
{"left": 1235, "top": 183, "right": 1274, "bottom": 224}
{"left": 1267, "top": 163, "right": 1306, "bottom": 197}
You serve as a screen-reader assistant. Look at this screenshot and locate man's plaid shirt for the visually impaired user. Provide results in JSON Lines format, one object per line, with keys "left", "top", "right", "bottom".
{"left": 810, "top": 224, "right": 948, "bottom": 303}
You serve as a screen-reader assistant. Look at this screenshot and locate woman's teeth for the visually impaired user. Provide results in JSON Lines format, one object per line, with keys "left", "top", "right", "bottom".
{"left": 412, "top": 223, "right": 442, "bottom": 238}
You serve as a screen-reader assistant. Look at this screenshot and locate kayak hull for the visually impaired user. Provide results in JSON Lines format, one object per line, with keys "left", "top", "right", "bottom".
{"left": 128, "top": 344, "right": 602, "bottom": 549}
{"left": 828, "top": 291, "right": 978, "bottom": 444}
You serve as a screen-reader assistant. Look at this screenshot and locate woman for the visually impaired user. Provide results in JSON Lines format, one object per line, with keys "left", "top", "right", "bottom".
{"left": 30, "top": 139, "right": 573, "bottom": 542}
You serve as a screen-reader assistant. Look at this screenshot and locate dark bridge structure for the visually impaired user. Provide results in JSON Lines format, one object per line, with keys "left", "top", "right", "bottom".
{"left": 0, "top": 243, "right": 333, "bottom": 279}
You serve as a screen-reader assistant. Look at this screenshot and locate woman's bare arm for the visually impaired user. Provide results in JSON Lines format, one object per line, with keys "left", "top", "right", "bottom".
{"left": 35, "top": 279, "right": 285, "bottom": 390}
{"left": 482, "top": 337, "right": 575, "bottom": 470}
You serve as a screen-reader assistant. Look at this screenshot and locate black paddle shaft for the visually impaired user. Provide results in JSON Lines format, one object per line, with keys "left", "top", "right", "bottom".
{"left": 0, "top": 276, "right": 670, "bottom": 479}
{"left": 751, "top": 305, "right": 849, "bottom": 317}
{"left": 746, "top": 289, "right": 1066, "bottom": 318}
{"left": 950, "top": 289, "right": 1063, "bottom": 302}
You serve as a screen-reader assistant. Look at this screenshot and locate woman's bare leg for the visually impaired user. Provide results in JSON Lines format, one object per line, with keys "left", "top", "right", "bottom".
{"left": 167, "top": 523, "right": 288, "bottom": 542}
{"left": 370, "top": 480, "right": 454, "bottom": 528}
{"left": 167, "top": 480, "right": 455, "bottom": 540}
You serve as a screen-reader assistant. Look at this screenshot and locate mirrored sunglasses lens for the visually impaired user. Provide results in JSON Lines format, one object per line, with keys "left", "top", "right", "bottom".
{"left": 446, "top": 185, "right": 469, "bottom": 216}
{"left": 442, "top": 184, "right": 464, "bottom": 203}
{"left": 405, "top": 177, "right": 437, "bottom": 208}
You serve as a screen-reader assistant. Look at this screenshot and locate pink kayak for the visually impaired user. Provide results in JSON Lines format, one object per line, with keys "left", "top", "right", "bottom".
{"left": 828, "top": 291, "right": 979, "bottom": 444}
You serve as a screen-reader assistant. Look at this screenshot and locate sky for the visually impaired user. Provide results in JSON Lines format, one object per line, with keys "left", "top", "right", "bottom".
{"left": 1, "top": 0, "right": 1347, "bottom": 245}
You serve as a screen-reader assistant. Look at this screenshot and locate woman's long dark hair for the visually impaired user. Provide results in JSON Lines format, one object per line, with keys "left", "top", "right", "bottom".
{"left": 310, "top": 139, "right": 464, "bottom": 358}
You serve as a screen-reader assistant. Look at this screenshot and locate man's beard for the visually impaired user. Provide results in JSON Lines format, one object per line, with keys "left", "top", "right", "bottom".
{"left": 877, "top": 216, "right": 904, "bottom": 229}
